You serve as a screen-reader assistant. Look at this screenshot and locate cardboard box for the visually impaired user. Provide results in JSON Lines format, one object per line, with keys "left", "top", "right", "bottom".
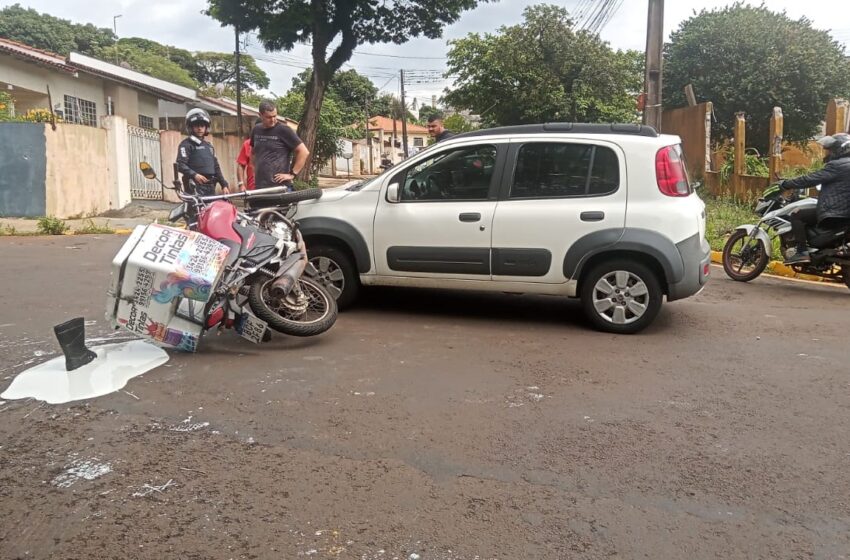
{"left": 106, "top": 224, "right": 230, "bottom": 351}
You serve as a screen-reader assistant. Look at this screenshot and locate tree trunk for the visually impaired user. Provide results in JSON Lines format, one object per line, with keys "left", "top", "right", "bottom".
{"left": 296, "top": 69, "right": 329, "bottom": 183}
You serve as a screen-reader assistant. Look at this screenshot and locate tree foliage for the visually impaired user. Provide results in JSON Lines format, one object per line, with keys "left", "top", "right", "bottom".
{"left": 0, "top": 3, "right": 114, "bottom": 55}
{"left": 194, "top": 52, "right": 270, "bottom": 90}
{"left": 664, "top": 3, "right": 850, "bottom": 151}
{"left": 445, "top": 4, "right": 642, "bottom": 127}
{"left": 277, "top": 91, "right": 351, "bottom": 176}
{"left": 443, "top": 113, "right": 476, "bottom": 133}
{"left": 0, "top": 5, "right": 270, "bottom": 97}
{"left": 207, "top": 0, "right": 488, "bottom": 180}
{"left": 289, "top": 68, "right": 378, "bottom": 123}
{"left": 417, "top": 104, "right": 442, "bottom": 124}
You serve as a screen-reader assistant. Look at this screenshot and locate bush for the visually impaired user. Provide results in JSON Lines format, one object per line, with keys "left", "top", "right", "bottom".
{"left": 36, "top": 216, "right": 69, "bottom": 235}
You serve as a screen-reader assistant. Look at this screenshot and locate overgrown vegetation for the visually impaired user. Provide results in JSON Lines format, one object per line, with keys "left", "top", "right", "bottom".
{"left": 36, "top": 216, "right": 69, "bottom": 235}
{"left": 0, "top": 223, "right": 18, "bottom": 236}
{"left": 718, "top": 147, "right": 770, "bottom": 184}
{"left": 73, "top": 219, "right": 114, "bottom": 234}
{"left": 703, "top": 193, "right": 781, "bottom": 259}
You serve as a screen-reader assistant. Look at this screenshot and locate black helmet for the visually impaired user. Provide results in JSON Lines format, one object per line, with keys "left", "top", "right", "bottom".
{"left": 817, "top": 133, "right": 850, "bottom": 161}
{"left": 185, "top": 108, "right": 211, "bottom": 134}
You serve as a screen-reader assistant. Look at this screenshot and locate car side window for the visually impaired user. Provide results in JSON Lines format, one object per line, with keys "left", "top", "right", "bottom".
{"left": 399, "top": 145, "right": 497, "bottom": 202}
{"left": 510, "top": 143, "right": 620, "bottom": 199}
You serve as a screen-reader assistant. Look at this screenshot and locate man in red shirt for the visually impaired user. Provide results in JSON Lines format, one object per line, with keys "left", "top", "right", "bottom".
{"left": 236, "top": 137, "right": 255, "bottom": 191}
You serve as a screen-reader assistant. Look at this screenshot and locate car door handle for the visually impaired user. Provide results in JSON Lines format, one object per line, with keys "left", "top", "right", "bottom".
{"left": 580, "top": 211, "right": 605, "bottom": 222}
{"left": 459, "top": 212, "right": 481, "bottom": 222}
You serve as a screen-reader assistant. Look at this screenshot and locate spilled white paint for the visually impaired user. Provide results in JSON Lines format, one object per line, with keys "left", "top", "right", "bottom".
{"left": 169, "top": 416, "right": 210, "bottom": 432}
{"left": 51, "top": 457, "right": 112, "bottom": 488}
{"left": 1, "top": 340, "right": 169, "bottom": 404}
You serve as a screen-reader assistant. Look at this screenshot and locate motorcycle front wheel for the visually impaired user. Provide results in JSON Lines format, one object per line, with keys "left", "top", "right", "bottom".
{"left": 248, "top": 275, "right": 338, "bottom": 336}
{"left": 722, "top": 230, "right": 769, "bottom": 282}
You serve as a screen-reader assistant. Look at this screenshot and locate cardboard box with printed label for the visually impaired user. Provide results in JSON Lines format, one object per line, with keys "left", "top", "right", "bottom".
{"left": 105, "top": 224, "right": 230, "bottom": 351}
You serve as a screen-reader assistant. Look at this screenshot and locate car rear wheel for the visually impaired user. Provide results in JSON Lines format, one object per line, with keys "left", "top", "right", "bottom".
{"left": 580, "top": 259, "right": 663, "bottom": 334}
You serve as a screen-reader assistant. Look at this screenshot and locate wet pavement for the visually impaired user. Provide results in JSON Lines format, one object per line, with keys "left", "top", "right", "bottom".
{"left": 1, "top": 236, "right": 849, "bottom": 559}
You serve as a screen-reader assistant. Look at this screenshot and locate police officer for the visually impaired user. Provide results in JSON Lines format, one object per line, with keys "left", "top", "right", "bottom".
{"left": 176, "top": 108, "right": 229, "bottom": 197}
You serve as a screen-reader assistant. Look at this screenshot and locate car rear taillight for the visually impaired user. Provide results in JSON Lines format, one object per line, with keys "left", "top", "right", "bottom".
{"left": 656, "top": 145, "right": 691, "bottom": 197}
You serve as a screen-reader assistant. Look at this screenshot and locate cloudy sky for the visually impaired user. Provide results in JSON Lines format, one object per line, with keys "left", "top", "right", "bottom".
{"left": 3, "top": 0, "right": 850, "bottom": 105}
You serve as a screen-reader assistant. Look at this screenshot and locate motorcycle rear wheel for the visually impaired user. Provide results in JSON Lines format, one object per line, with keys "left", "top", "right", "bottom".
{"left": 248, "top": 275, "right": 337, "bottom": 337}
{"left": 722, "top": 230, "right": 769, "bottom": 282}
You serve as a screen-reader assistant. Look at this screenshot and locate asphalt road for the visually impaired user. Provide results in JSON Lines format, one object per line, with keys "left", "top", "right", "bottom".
{"left": 1, "top": 235, "right": 849, "bottom": 560}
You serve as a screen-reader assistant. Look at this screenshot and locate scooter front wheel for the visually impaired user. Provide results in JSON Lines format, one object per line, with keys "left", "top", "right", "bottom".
{"left": 722, "top": 230, "right": 769, "bottom": 282}
{"left": 248, "top": 275, "right": 338, "bottom": 337}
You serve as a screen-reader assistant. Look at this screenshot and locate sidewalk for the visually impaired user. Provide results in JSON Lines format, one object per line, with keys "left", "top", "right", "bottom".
{"left": 0, "top": 176, "right": 370, "bottom": 235}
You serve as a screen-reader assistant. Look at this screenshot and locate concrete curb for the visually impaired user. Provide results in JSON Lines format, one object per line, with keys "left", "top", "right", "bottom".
{"left": 710, "top": 250, "right": 839, "bottom": 283}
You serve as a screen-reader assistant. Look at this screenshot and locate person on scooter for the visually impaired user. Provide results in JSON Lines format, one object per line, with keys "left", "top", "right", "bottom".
{"left": 780, "top": 132, "right": 850, "bottom": 264}
{"left": 176, "top": 108, "right": 230, "bottom": 197}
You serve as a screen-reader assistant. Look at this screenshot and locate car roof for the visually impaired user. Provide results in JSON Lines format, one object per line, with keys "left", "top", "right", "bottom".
{"left": 452, "top": 122, "right": 660, "bottom": 140}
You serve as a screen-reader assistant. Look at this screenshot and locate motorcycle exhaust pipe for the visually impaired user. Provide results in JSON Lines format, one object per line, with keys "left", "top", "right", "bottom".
{"left": 269, "top": 231, "right": 308, "bottom": 299}
{"left": 54, "top": 317, "right": 97, "bottom": 371}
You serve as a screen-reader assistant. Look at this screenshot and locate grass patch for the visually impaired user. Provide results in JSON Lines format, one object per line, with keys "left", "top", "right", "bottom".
{"left": 703, "top": 193, "right": 782, "bottom": 259}
{"left": 74, "top": 218, "right": 115, "bottom": 235}
{"left": 36, "top": 216, "right": 69, "bottom": 235}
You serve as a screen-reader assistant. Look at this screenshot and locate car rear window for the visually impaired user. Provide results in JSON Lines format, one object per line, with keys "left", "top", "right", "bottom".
{"left": 510, "top": 143, "right": 620, "bottom": 199}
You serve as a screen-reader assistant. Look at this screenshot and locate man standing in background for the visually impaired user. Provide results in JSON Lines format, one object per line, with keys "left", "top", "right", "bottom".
{"left": 250, "top": 101, "right": 309, "bottom": 191}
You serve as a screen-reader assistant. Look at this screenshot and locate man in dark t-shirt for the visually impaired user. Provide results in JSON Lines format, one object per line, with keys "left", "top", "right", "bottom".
{"left": 427, "top": 114, "right": 455, "bottom": 143}
{"left": 250, "top": 101, "right": 310, "bottom": 191}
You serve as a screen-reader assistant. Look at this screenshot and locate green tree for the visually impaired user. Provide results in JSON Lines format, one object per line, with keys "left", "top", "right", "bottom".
{"left": 194, "top": 52, "right": 270, "bottom": 90}
{"left": 0, "top": 3, "right": 114, "bottom": 55}
{"left": 443, "top": 113, "right": 476, "bottom": 133}
{"left": 417, "top": 105, "right": 442, "bottom": 124}
{"left": 664, "top": 3, "right": 850, "bottom": 152}
{"left": 99, "top": 43, "right": 198, "bottom": 88}
{"left": 445, "top": 4, "right": 642, "bottom": 127}
{"left": 115, "top": 38, "right": 199, "bottom": 77}
{"left": 277, "top": 91, "right": 351, "bottom": 176}
{"left": 207, "top": 0, "right": 488, "bottom": 181}
{"left": 290, "top": 68, "right": 378, "bottom": 123}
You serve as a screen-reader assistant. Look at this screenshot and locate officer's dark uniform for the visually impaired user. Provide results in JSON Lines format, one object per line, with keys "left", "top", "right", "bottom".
{"left": 176, "top": 136, "right": 229, "bottom": 197}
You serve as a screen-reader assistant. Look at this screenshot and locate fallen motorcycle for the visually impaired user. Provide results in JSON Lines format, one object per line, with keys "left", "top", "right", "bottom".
{"left": 105, "top": 163, "right": 337, "bottom": 351}
{"left": 722, "top": 184, "right": 850, "bottom": 289}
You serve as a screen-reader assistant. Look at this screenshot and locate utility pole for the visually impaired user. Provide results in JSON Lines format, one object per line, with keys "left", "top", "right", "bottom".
{"left": 112, "top": 14, "right": 122, "bottom": 65}
{"left": 365, "top": 100, "right": 373, "bottom": 174}
{"left": 642, "top": 0, "right": 664, "bottom": 131}
{"left": 235, "top": 26, "right": 243, "bottom": 136}
{"left": 400, "top": 69, "right": 409, "bottom": 159}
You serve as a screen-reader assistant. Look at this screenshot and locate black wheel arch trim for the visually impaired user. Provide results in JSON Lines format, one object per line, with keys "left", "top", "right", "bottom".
{"left": 563, "top": 228, "right": 685, "bottom": 284}
{"left": 297, "top": 217, "right": 372, "bottom": 274}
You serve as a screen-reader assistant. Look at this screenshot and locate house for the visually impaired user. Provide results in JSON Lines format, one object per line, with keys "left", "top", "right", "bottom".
{"left": 363, "top": 115, "right": 431, "bottom": 166}
{"left": 0, "top": 38, "right": 200, "bottom": 128}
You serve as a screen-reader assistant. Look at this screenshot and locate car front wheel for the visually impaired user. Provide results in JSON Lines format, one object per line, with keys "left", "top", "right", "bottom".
{"left": 580, "top": 259, "right": 663, "bottom": 334}
{"left": 307, "top": 244, "right": 359, "bottom": 309}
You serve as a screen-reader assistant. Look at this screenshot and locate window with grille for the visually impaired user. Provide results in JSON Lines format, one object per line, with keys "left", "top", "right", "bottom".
{"left": 413, "top": 137, "right": 424, "bottom": 147}
{"left": 138, "top": 115, "right": 154, "bottom": 129}
{"left": 63, "top": 95, "right": 97, "bottom": 127}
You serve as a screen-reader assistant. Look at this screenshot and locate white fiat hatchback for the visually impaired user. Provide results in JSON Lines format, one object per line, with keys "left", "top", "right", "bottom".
{"left": 295, "top": 123, "right": 710, "bottom": 333}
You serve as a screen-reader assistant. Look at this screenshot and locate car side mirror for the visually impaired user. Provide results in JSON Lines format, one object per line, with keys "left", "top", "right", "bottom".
{"left": 387, "top": 182, "right": 400, "bottom": 203}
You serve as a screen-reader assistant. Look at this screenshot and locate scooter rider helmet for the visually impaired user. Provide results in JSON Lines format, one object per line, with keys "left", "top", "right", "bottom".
{"left": 185, "top": 108, "right": 211, "bottom": 135}
{"left": 817, "top": 132, "right": 850, "bottom": 161}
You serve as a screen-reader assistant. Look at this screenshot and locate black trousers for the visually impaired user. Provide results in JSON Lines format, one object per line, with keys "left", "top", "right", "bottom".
{"left": 789, "top": 207, "right": 818, "bottom": 249}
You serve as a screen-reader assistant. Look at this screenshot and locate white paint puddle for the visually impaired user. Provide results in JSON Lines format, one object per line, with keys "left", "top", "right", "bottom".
{"left": 1, "top": 340, "right": 169, "bottom": 404}
{"left": 51, "top": 457, "right": 112, "bottom": 488}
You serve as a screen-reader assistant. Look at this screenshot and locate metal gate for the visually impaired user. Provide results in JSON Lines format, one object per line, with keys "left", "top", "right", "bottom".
{"left": 128, "top": 125, "right": 163, "bottom": 199}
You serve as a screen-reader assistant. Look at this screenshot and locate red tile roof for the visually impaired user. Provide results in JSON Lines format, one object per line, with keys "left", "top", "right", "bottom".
{"left": 0, "top": 37, "right": 75, "bottom": 73}
{"left": 367, "top": 115, "right": 428, "bottom": 134}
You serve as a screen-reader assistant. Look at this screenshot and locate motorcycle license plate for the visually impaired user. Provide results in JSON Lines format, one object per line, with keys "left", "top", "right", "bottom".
{"left": 236, "top": 314, "right": 268, "bottom": 344}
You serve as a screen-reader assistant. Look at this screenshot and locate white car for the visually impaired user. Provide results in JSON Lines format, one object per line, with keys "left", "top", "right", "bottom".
{"left": 296, "top": 123, "right": 710, "bottom": 333}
